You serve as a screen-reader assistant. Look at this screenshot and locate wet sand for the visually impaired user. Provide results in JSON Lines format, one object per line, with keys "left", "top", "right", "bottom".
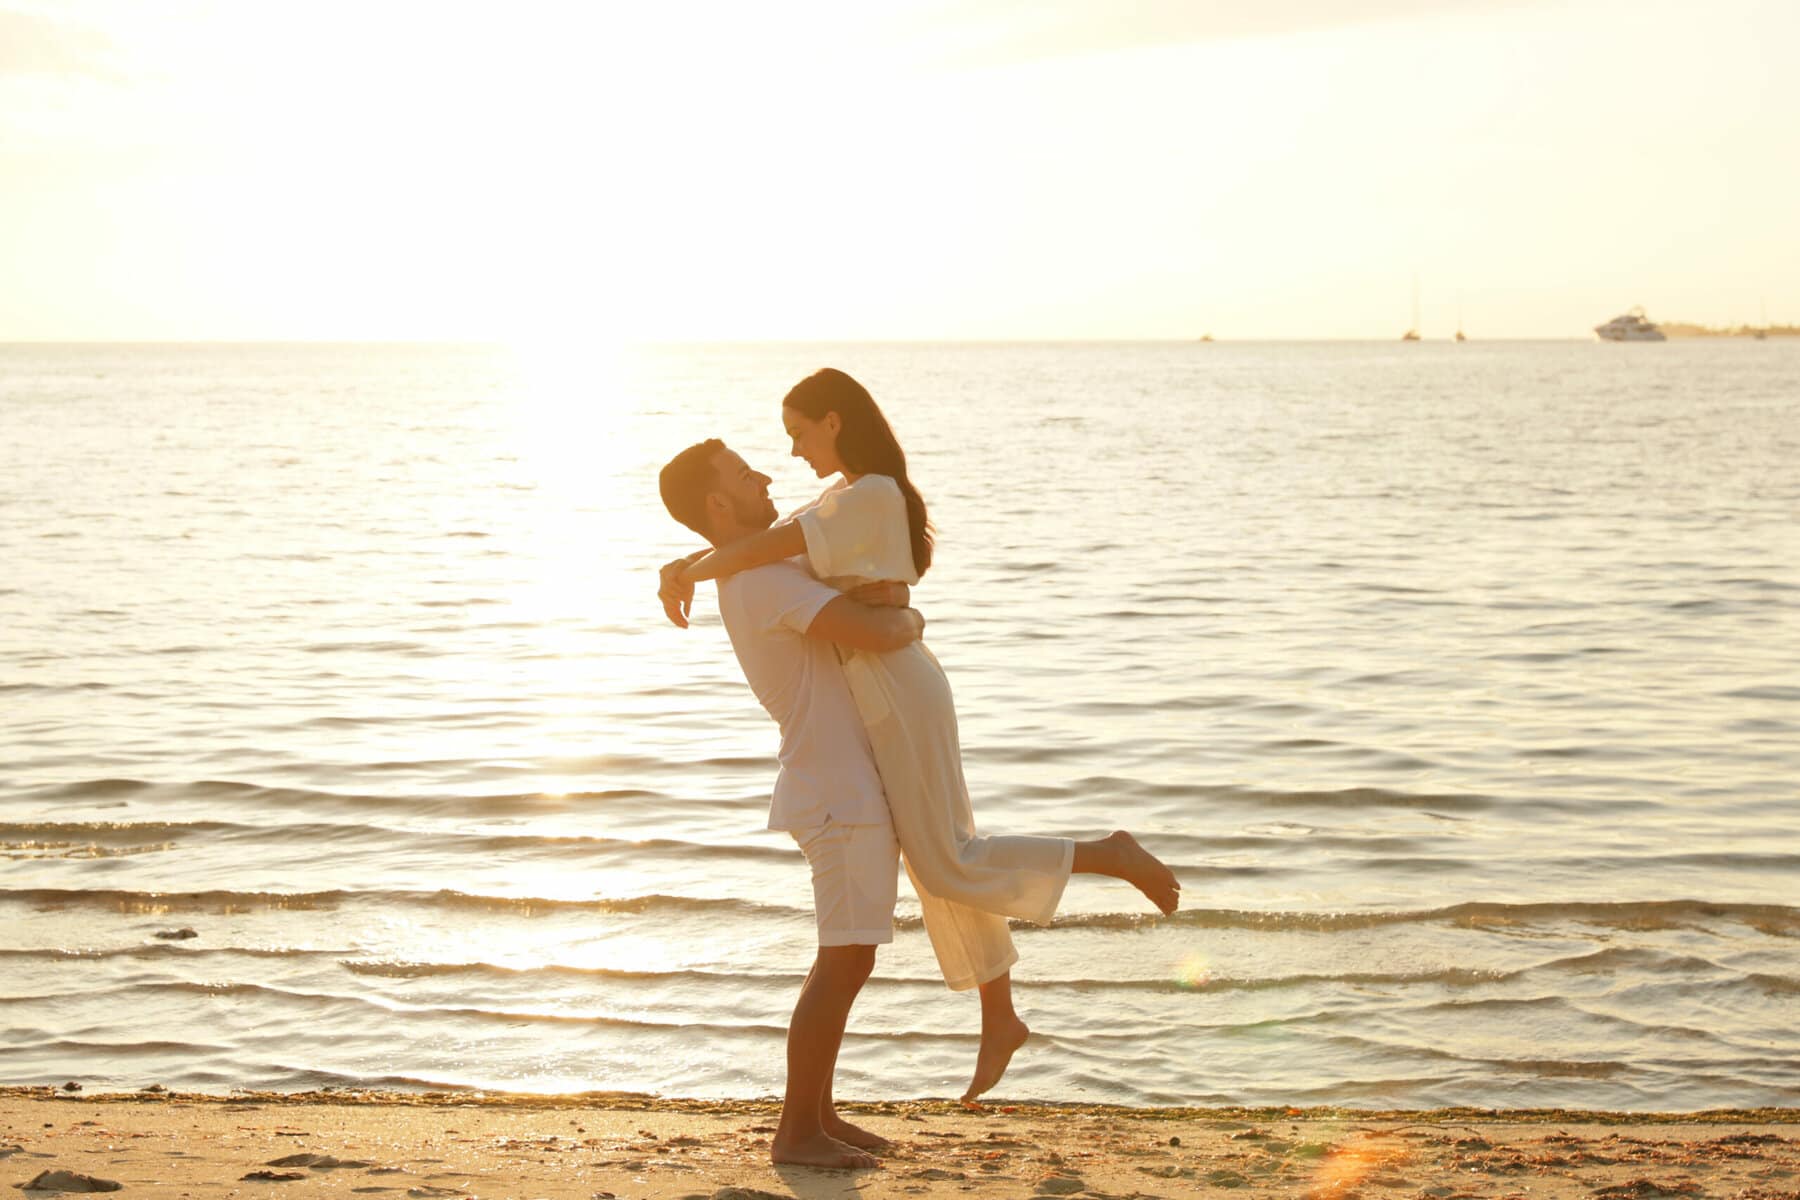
{"left": 3, "top": 1087, "right": 1795, "bottom": 1198}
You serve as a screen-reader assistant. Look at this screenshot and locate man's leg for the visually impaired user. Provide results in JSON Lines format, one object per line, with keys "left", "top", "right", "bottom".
{"left": 773, "top": 943, "right": 878, "bottom": 1168}
{"left": 777, "top": 818, "right": 900, "bottom": 1168}
{"left": 821, "top": 1058, "right": 892, "bottom": 1150}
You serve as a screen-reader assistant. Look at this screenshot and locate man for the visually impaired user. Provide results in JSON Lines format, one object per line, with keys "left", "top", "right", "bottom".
{"left": 657, "top": 438, "right": 918, "bottom": 1171}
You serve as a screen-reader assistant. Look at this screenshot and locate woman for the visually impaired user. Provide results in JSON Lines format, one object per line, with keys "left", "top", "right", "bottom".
{"left": 668, "top": 368, "right": 1179, "bottom": 1101}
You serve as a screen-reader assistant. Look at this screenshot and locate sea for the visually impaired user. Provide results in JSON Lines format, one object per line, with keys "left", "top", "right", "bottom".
{"left": 3, "top": 339, "right": 1797, "bottom": 1111}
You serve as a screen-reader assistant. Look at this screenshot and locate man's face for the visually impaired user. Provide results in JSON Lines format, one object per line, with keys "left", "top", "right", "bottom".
{"left": 706, "top": 447, "right": 777, "bottom": 538}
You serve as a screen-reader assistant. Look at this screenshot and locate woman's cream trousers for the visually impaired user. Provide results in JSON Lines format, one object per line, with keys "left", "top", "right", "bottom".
{"left": 843, "top": 641, "right": 1074, "bottom": 991}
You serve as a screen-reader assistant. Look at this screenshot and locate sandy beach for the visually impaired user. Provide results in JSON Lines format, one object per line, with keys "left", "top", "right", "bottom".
{"left": 3, "top": 1087, "right": 1795, "bottom": 1199}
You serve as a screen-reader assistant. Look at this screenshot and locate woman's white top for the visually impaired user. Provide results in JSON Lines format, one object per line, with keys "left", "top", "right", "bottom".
{"left": 793, "top": 474, "right": 919, "bottom": 589}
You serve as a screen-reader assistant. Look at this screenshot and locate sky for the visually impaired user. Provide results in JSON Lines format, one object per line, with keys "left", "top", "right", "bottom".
{"left": 2, "top": 0, "right": 1796, "bottom": 341}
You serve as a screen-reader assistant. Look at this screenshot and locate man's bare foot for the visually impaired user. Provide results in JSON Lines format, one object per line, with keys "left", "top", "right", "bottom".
{"left": 771, "top": 1131, "right": 878, "bottom": 1169}
{"left": 822, "top": 1112, "right": 891, "bottom": 1151}
{"left": 961, "top": 1016, "right": 1030, "bottom": 1102}
{"left": 1106, "top": 830, "right": 1181, "bottom": 915}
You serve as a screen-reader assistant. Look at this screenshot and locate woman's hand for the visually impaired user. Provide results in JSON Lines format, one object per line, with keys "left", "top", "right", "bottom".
{"left": 658, "top": 558, "right": 696, "bottom": 628}
{"left": 846, "top": 581, "right": 911, "bottom": 608}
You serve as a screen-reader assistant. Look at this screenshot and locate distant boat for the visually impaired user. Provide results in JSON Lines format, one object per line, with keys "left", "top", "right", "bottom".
{"left": 1454, "top": 328, "right": 1467, "bottom": 343}
{"left": 1402, "top": 274, "right": 1421, "bottom": 341}
{"left": 1197, "top": 333, "right": 1214, "bottom": 343}
{"left": 1595, "top": 307, "right": 1666, "bottom": 342}
{"left": 1400, "top": 329, "right": 1421, "bottom": 342}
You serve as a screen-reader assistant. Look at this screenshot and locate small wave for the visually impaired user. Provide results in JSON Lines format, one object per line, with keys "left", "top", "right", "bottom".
{"left": 18, "top": 980, "right": 805, "bottom": 1039}
{"left": 3, "top": 840, "right": 176, "bottom": 860}
{"left": 1211, "top": 784, "right": 1497, "bottom": 814}
{"left": 1099, "top": 966, "right": 1519, "bottom": 993}
{"left": 20, "top": 778, "right": 736, "bottom": 818}
{"left": 1531, "top": 946, "right": 1729, "bottom": 976}
{"left": 0, "top": 820, "right": 234, "bottom": 841}
{"left": 10, "top": 887, "right": 1788, "bottom": 937}
{"left": 1357, "top": 583, "right": 1438, "bottom": 595}
{"left": 1723, "top": 685, "right": 1800, "bottom": 702}
{"left": 336, "top": 960, "right": 1502, "bottom": 996}
{"left": 0, "top": 945, "right": 350, "bottom": 963}
{"left": 0, "top": 681, "right": 113, "bottom": 694}
{"left": 340, "top": 960, "right": 805, "bottom": 985}
{"left": 27, "top": 776, "right": 1536, "bottom": 826}
{"left": 0, "top": 885, "right": 807, "bottom": 920}
{"left": 332, "top": 959, "right": 1514, "bottom": 995}
{"left": 301, "top": 640, "right": 430, "bottom": 655}
{"left": 1058, "top": 779, "right": 1502, "bottom": 815}
{"left": 0, "top": 817, "right": 798, "bottom": 866}
{"left": 34, "top": 779, "right": 154, "bottom": 799}
{"left": 938, "top": 898, "right": 1800, "bottom": 935}
{"left": 1476, "top": 1057, "right": 1631, "bottom": 1078}
{"left": 17, "top": 1038, "right": 234, "bottom": 1055}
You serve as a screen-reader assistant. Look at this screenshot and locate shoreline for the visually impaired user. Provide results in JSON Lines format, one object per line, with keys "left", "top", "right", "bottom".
{"left": 6, "top": 1087, "right": 1796, "bottom": 1200}
{"left": 8, "top": 1085, "right": 1799, "bottom": 1125}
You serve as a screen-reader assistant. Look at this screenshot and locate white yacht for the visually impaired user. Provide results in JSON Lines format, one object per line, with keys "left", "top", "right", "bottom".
{"left": 1595, "top": 307, "right": 1667, "bottom": 341}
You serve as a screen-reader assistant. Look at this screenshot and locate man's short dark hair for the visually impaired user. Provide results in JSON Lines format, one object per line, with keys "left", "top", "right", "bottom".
{"left": 659, "top": 438, "right": 726, "bottom": 539}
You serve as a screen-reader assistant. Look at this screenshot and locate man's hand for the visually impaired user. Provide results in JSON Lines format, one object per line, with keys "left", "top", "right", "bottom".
{"left": 805, "top": 599, "right": 925, "bottom": 653}
{"left": 845, "top": 581, "right": 911, "bottom": 608}
{"left": 658, "top": 558, "right": 696, "bottom": 629}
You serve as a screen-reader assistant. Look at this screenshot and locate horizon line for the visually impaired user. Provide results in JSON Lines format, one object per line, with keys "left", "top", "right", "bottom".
{"left": 0, "top": 336, "right": 1646, "bottom": 347}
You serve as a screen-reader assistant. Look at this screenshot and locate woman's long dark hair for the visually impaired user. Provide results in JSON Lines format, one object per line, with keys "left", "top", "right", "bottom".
{"left": 783, "top": 368, "right": 933, "bottom": 578}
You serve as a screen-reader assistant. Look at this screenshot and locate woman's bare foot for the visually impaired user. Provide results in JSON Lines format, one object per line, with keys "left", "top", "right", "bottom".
{"left": 961, "top": 1015, "right": 1030, "bottom": 1102}
{"left": 822, "top": 1111, "right": 891, "bottom": 1151}
{"left": 770, "top": 1131, "right": 878, "bottom": 1169}
{"left": 1103, "top": 830, "right": 1181, "bottom": 914}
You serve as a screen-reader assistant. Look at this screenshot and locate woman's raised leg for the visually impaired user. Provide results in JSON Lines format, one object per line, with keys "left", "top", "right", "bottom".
{"left": 1071, "top": 830, "right": 1181, "bottom": 914}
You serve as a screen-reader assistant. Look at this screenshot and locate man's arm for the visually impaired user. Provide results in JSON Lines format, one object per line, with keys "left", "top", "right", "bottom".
{"left": 844, "top": 581, "right": 910, "bottom": 608}
{"left": 804, "top": 596, "right": 924, "bottom": 653}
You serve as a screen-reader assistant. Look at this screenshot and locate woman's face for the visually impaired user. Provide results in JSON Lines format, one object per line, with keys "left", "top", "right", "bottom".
{"left": 783, "top": 406, "right": 844, "bottom": 478}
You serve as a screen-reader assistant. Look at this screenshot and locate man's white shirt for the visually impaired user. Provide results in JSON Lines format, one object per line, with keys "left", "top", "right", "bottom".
{"left": 716, "top": 561, "right": 889, "bottom": 832}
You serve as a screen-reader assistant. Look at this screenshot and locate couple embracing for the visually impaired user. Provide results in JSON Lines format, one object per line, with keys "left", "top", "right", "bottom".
{"left": 656, "top": 368, "right": 1180, "bottom": 1169}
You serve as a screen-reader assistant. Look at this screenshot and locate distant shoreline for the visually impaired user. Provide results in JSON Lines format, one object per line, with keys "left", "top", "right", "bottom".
{"left": 1662, "top": 322, "right": 1800, "bottom": 338}
{"left": 1, "top": 334, "right": 1795, "bottom": 346}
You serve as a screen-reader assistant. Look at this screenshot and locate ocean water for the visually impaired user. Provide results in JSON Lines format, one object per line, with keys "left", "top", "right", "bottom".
{"left": 2, "top": 339, "right": 1797, "bottom": 1111}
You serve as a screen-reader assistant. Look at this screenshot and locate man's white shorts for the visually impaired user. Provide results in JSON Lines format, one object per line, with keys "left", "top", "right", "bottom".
{"left": 791, "top": 818, "right": 900, "bottom": 947}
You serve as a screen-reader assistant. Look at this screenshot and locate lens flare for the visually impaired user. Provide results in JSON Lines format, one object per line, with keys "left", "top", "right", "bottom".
{"left": 1309, "top": 1134, "right": 1406, "bottom": 1197}
{"left": 1174, "top": 952, "right": 1212, "bottom": 989}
